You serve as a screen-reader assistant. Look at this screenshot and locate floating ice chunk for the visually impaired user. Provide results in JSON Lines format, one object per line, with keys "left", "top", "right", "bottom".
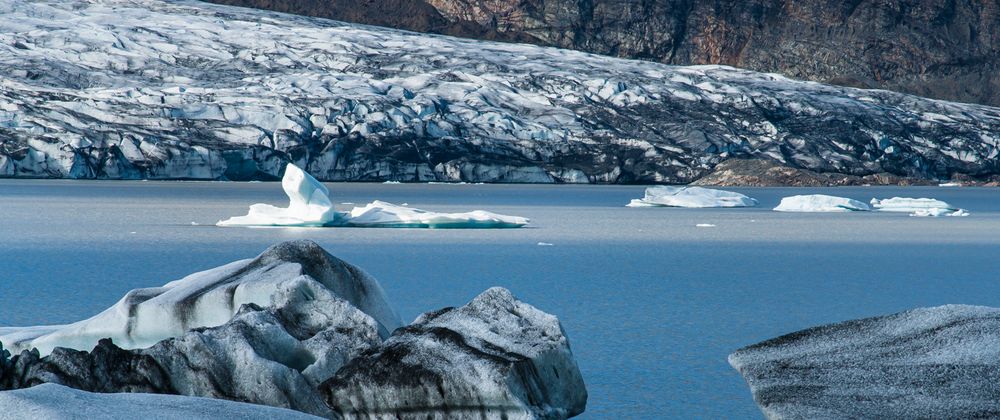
{"left": 911, "top": 208, "right": 970, "bottom": 217}
{"left": 871, "top": 197, "right": 968, "bottom": 216}
{"left": 346, "top": 200, "right": 528, "bottom": 228}
{"left": 0, "top": 383, "right": 323, "bottom": 420}
{"left": 626, "top": 186, "right": 758, "bottom": 208}
{"left": 938, "top": 182, "right": 963, "bottom": 187}
{"left": 773, "top": 194, "right": 870, "bottom": 212}
{"left": 695, "top": 223, "right": 716, "bottom": 227}
{"left": 218, "top": 163, "right": 342, "bottom": 227}
{"left": 537, "top": 242, "right": 555, "bottom": 246}
{"left": 219, "top": 164, "right": 528, "bottom": 228}
{"left": 382, "top": 181, "right": 401, "bottom": 184}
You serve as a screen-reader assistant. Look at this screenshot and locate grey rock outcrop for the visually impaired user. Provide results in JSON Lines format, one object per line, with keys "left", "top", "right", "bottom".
{"left": 322, "top": 287, "right": 587, "bottom": 419}
{"left": 730, "top": 305, "right": 1000, "bottom": 419}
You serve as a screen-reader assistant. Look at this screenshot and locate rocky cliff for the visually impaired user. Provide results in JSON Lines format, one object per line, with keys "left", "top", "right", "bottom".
{"left": 208, "top": 0, "right": 1000, "bottom": 107}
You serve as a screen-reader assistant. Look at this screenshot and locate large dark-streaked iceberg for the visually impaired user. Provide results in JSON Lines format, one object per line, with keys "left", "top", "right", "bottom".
{"left": 322, "top": 287, "right": 587, "bottom": 419}
{"left": 730, "top": 305, "right": 1000, "bottom": 419}
{"left": 0, "top": 241, "right": 586, "bottom": 418}
{"left": 218, "top": 164, "right": 529, "bottom": 228}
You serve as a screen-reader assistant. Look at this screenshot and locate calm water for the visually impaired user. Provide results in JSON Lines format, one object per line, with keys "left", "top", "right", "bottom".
{"left": 1, "top": 180, "right": 999, "bottom": 418}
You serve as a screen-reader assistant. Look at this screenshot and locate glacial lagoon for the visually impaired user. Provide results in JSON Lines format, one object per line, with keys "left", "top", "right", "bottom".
{"left": 1, "top": 180, "right": 998, "bottom": 418}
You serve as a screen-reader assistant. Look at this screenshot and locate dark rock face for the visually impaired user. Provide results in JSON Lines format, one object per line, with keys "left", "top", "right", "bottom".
{"left": 322, "top": 287, "right": 587, "bottom": 419}
{"left": 730, "top": 305, "right": 1000, "bottom": 419}
{"left": 213, "top": 0, "right": 1000, "bottom": 107}
{"left": 692, "top": 159, "right": 935, "bottom": 187}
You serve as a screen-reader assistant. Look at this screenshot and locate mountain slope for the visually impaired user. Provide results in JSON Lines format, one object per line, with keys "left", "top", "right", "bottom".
{"left": 0, "top": 0, "right": 998, "bottom": 183}
{"left": 210, "top": 0, "right": 1000, "bottom": 107}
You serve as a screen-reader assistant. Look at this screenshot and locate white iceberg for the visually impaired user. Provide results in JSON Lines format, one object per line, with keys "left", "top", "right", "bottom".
{"left": 218, "top": 164, "right": 529, "bottom": 228}
{"left": 773, "top": 194, "right": 870, "bottom": 212}
{"left": 0, "top": 241, "right": 401, "bottom": 357}
{"left": 871, "top": 197, "right": 968, "bottom": 216}
{"left": 347, "top": 200, "right": 528, "bottom": 228}
{"left": 217, "top": 163, "right": 342, "bottom": 227}
{"left": 0, "top": 383, "right": 322, "bottom": 420}
{"left": 626, "top": 186, "right": 758, "bottom": 208}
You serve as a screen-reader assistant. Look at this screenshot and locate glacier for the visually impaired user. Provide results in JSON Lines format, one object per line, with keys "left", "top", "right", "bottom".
{"left": 0, "top": 0, "right": 999, "bottom": 183}
{"left": 871, "top": 197, "right": 969, "bottom": 217}
{"left": 772, "top": 194, "right": 870, "bottom": 212}
{"left": 218, "top": 163, "right": 529, "bottom": 227}
{"left": 626, "top": 186, "right": 757, "bottom": 208}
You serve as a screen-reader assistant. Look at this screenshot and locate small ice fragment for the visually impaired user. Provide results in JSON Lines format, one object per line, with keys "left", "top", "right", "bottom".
{"left": 129, "top": 231, "right": 137, "bottom": 234}
{"left": 938, "top": 182, "right": 962, "bottom": 187}
{"left": 773, "top": 195, "right": 870, "bottom": 212}
{"left": 627, "top": 186, "right": 757, "bottom": 208}
{"left": 383, "top": 181, "right": 401, "bottom": 184}
{"left": 910, "top": 208, "right": 970, "bottom": 217}
{"left": 696, "top": 223, "right": 716, "bottom": 227}
{"left": 341, "top": 202, "right": 355, "bottom": 205}
{"left": 537, "top": 242, "right": 555, "bottom": 246}
{"left": 871, "top": 197, "right": 967, "bottom": 216}
{"left": 190, "top": 222, "right": 199, "bottom": 226}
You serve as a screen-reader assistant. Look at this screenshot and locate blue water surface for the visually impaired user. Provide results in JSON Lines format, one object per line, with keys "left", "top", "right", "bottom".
{"left": 1, "top": 180, "right": 998, "bottom": 418}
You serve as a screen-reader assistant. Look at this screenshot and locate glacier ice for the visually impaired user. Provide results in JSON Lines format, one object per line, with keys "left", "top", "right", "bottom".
{"left": 772, "top": 194, "right": 870, "bottom": 212}
{"left": 0, "top": 0, "right": 998, "bottom": 183}
{"left": 626, "top": 186, "right": 758, "bottom": 208}
{"left": 0, "top": 240, "right": 401, "bottom": 357}
{"left": 0, "top": 383, "right": 322, "bottom": 420}
{"left": 218, "top": 163, "right": 529, "bottom": 228}
{"left": 218, "top": 163, "right": 341, "bottom": 227}
{"left": 730, "top": 305, "right": 1000, "bottom": 418}
{"left": 871, "top": 197, "right": 969, "bottom": 217}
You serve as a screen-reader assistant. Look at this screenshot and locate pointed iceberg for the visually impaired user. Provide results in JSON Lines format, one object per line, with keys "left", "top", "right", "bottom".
{"left": 773, "top": 194, "right": 870, "bottom": 212}
{"left": 218, "top": 163, "right": 342, "bottom": 227}
{"left": 218, "top": 163, "right": 529, "bottom": 228}
{"left": 626, "top": 186, "right": 758, "bottom": 208}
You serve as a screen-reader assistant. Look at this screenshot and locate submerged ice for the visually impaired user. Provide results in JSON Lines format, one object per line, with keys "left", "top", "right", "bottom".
{"left": 773, "top": 194, "right": 870, "bottom": 212}
{"left": 218, "top": 164, "right": 529, "bottom": 228}
{"left": 627, "top": 186, "right": 757, "bottom": 208}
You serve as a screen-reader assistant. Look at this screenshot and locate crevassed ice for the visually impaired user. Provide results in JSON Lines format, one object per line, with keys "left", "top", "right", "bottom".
{"left": 217, "top": 163, "right": 529, "bottom": 228}
{"left": 773, "top": 194, "right": 870, "bottom": 212}
{"left": 626, "top": 186, "right": 758, "bottom": 208}
{"left": 872, "top": 197, "right": 969, "bottom": 217}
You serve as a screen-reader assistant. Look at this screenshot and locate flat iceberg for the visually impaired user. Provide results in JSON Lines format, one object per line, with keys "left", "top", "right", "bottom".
{"left": 773, "top": 194, "right": 870, "bottom": 212}
{"left": 217, "top": 163, "right": 342, "bottom": 227}
{"left": 871, "top": 197, "right": 969, "bottom": 216}
{"left": 347, "top": 200, "right": 528, "bottom": 228}
{"left": 218, "top": 164, "right": 529, "bottom": 228}
{"left": 626, "top": 186, "right": 758, "bottom": 208}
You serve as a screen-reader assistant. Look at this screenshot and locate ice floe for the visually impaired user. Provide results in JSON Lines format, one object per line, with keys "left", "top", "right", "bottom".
{"left": 346, "top": 200, "right": 528, "bottom": 228}
{"left": 0, "top": 383, "right": 322, "bottom": 420}
{"left": 871, "top": 197, "right": 969, "bottom": 217}
{"left": 772, "top": 194, "right": 870, "bottom": 212}
{"left": 626, "top": 186, "right": 757, "bottom": 208}
{"left": 218, "top": 164, "right": 528, "bottom": 228}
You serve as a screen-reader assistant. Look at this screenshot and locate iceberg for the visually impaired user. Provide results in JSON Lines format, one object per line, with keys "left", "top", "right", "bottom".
{"left": 217, "top": 163, "right": 342, "bottom": 227}
{"left": 0, "top": 384, "right": 322, "bottom": 420}
{"left": 773, "top": 194, "right": 870, "bottom": 212}
{"left": 871, "top": 197, "right": 969, "bottom": 216}
{"left": 626, "top": 186, "right": 758, "bottom": 208}
{"left": 0, "top": 240, "right": 401, "bottom": 357}
{"left": 218, "top": 163, "right": 529, "bottom": 228}
{"left": 730, "top": 305, "right": 1000, "bottom": 419}
{"left": 346, "top": 200, "right": 528, "bottom": 228}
